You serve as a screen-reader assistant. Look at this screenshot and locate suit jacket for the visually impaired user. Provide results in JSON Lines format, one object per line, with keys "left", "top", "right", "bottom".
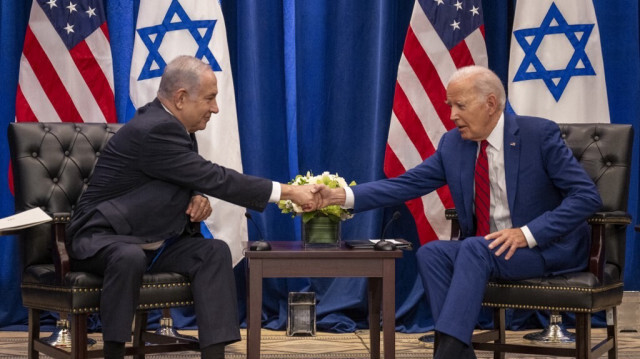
{"left": 67, "top": 98, "right": 273, "bottom": 259}
{"left": 353, "top": 113, "right": 602, "bottom": 275}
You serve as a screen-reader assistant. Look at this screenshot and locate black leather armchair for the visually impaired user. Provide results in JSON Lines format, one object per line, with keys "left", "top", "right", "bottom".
{"left": 444, "top": 123, "right": 633, "bottom": 358}
{"left": 8, "top": 122, "right": 199, "bottom": 358}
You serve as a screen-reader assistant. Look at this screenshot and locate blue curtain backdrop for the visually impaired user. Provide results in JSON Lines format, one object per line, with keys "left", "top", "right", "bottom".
{"left": 1, "top": 0, "right": 639, "bottom": 334}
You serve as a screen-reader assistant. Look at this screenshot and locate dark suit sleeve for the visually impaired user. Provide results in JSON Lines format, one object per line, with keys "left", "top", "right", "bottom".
{"left": 138, "top": 120, "right": 272, "bottom": 211}
{"left": 525, "top": 121, "right": 602, "bottom": 247}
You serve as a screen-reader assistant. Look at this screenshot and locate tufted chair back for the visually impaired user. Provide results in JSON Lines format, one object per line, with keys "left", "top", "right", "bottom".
{"left": 7, "top": 122, "right": 199, "bottom": 359}
{"left": 9, "top": 122, "right": 122, "bottom": 268}
{"left": 559, "top": 123, "right": 632, "bottom": 282}
{"left": 462, "top": 122, "right": 634, "bottom": 359}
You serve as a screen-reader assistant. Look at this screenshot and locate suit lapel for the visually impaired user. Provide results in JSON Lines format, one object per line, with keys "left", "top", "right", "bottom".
{"left": 504, "top": 113, "right": 520, "bottom": 212}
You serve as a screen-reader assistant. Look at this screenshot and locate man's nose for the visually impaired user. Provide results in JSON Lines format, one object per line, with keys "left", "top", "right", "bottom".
{"left": 211, "top": 101, "right": 219, "bottom": 114}
{"left": 449, "top": 108, "right": 458, "bottom": 121}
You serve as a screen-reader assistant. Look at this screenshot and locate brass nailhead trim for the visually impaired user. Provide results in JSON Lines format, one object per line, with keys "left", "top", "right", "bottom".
{"left": 21, "top": 284, "right": 102, "bottom": 293}
{"left": 486, "top": 282, "right": 622, "bottom": 293}
{"left": 141, "top": 282, "right": 191, "bottom": 289}
{"left": 481, "top": 302, "right": 609, "bottom": 313}
{"left": 588, "top": 217, "right": 631, "bottom": 224}
{"left": 22, "top": 282, "right": 190, "bottom": 292}
{"left": 136, "top": 301, "right": 194, "bottom": 310}
{"left": 22, "top": 282, "right": 192, "bottom": 313}
{"left": 27, "top": 301, "right": 194, "bottom": 314}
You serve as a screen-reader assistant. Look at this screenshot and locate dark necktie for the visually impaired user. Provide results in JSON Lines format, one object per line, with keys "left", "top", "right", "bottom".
{"left": 475, "top": 140, "right": 490, "bottom": 236}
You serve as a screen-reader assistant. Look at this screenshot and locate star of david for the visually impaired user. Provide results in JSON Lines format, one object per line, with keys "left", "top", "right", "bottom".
{"left": 137, "top": 0, "right": 222, "bottom": 81}
{"left": 512, "top": 3, "right": 595, "bottom": 102}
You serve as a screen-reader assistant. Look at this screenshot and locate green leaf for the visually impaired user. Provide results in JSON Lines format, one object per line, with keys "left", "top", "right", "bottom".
{"left": 302, "top": 212, "right": 317, "bottom": 223}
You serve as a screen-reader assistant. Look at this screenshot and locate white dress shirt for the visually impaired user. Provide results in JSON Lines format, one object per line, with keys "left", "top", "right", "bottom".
{"left": 485, "top": 114, "right": 537, "bottom": 247}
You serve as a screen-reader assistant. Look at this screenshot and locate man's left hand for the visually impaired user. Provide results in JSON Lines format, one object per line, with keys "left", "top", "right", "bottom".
{"left": 186, "top": 195, "right": 212, "bottom": 222}
{"left": 485, "top": 228, "right": 527, "bottom": 260}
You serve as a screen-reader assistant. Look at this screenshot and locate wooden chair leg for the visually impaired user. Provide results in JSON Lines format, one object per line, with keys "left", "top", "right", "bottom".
{"left": 608, "top": 307, "right": 618, "bottom": 359}
{"left": 575, "top": 312, "right": 591, "bottom": 359}
{"left": 28, "top": 308, "right": 41, "bottom": 359}
{"left": 133, "top": 310, "right": 149, "bottom": 359}
{"left": 494, "top": 309, "right": 505, "bottom": 359}
{"left": 70, "top": 313, "right": 88, "bottom": 359}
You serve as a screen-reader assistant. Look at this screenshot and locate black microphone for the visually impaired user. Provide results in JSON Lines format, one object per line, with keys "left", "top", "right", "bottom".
{"left": 245, "top": 212, "right": 264, "bottom": 241}
{"left": 246, "top": 212, "right": 271, "bottom": 251}
{"left": 381, "top": 211, "right": 402, "bottom": 240}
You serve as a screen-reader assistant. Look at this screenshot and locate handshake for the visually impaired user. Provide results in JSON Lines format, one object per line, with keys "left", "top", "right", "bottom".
{"left": 280, "top": 184, "right": 345, "bottom": 212}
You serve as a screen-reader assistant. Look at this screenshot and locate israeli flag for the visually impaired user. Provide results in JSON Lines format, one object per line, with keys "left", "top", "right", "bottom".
{"left": 508, "top": 0, "right": 609, "bottom": 123}
{"left": 130, "top": 0, "right": 247, "bottom": 266}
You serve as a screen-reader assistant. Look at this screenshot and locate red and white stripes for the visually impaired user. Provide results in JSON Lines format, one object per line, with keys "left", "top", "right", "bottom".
{"left": 16, "top": 1, "right": 115, "bottom": 124}
{"left": 384, "top": 1, "right": 487, "bottom": 245}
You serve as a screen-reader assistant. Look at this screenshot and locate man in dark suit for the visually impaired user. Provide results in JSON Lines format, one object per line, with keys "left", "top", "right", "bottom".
{"left": 316, "top": 66, "right": 602, "bottom": 358}
{"left": 67, "top": 56, "right": 318, "bottom": 359}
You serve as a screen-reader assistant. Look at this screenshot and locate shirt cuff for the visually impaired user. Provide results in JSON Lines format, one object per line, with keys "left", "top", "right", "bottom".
{"left": 269, "top": 182, "right": 281, "bottom": 203}
{"left": 520, "top": 225, "right": 538, "bottom": 248}
{"left": 343, "top": 187, "right": 355, "bottom": 209}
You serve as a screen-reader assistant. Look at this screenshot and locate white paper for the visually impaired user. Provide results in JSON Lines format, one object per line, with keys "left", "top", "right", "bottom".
{"left": 0, "top": 208, "right": 52, "bottom": 231}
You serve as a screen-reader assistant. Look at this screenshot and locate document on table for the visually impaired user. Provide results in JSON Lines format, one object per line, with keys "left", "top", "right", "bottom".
{"left": 344, "top": 238, "right": 412, "bottom": 249}
{"left": 0, "top": 207, "right": 52, "bottom": 231}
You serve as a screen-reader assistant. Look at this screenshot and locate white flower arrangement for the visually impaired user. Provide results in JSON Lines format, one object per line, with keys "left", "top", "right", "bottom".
{"left": 278, "top": 171, "right": 356, "bottom": 223}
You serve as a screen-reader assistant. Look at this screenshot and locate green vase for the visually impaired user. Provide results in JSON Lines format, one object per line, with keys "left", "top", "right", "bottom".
{"left": 302, "top": 215, "right": 341, "bottom": 247}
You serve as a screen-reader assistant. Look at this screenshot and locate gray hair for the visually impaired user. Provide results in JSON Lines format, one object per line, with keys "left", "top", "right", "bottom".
{"left": 157, "top": 56, "right": 212, "bottom": 100}
{"left": 448, "top": 66, "right": 506, "bottom": 110}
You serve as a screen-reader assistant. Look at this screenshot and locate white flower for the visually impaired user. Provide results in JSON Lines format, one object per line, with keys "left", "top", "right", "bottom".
{"left": 278, "top": 171, "right": 356, "bottom": 222}
{"left": 291, "top": 202, "right": 303, "bottom": 213}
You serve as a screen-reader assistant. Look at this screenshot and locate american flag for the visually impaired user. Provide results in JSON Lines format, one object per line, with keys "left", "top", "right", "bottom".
{"left": 384, "top": 0, "right": 487, "bottom": 244}
{"left": 15, "top": 0, "right": 116, "bottom": 124}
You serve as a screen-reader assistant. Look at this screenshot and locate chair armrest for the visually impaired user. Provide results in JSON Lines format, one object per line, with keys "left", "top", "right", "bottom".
{"left": 51, "top": 212, "right": 71, "bottom": 285}
{"left": 445, "top": 209, "right": 460, "bottom": 240}
{"left": 588, "top": 211, "right": 632, "bottom": 226}
{"left": 444, "top": 208, "right": 458, "bottom": 220}
{"left": 445, "top": 208, "right": 631, "bottom": 283}
{"left": 588, "top": 211, "right": 631, "bottom": 283}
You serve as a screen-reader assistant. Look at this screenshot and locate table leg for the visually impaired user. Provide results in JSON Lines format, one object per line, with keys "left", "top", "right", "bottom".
{"left": 247, "top": 258, "right": 263, "bottom": 359}
{"left": 382, "top": 258, "right": 395, "bottom": 359}
{"left": 368, "top": 277, "right": 382, "bottom": 359}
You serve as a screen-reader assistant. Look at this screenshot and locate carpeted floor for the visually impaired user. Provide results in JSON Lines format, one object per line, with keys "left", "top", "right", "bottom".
{"left": 1, "top": 328, "right": 640, "bottom": 358}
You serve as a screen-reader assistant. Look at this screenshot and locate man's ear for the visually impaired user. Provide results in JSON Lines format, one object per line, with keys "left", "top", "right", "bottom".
{"left": 174, "top": 89, "right": 188, "bottom": 110}
{"left": 486, "top": 93, "right": 498, "bottom": 115}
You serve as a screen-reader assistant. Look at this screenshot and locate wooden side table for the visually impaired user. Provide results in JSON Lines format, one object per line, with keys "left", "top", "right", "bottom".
{"left": 244, "top": 241, "right": 403, "bottom": 359}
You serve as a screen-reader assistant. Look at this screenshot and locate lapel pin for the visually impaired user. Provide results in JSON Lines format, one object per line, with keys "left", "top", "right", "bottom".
{"left": 510, "top": 142, "right": 516, "bottom": 146}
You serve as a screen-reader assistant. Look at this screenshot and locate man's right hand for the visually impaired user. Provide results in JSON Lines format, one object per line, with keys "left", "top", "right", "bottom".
{"left": 281, "top": 184, "right": 322, "bottom": 212}
{"left": 312, "top": 185, "right": 346, "bottom": 209}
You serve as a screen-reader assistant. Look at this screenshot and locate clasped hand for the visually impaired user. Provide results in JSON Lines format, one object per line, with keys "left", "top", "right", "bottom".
{"left": 287, "top": 184, "right": 344, "bottom": 212}
{"left": 186, "top": 194, "right": 212, "bottom": 222}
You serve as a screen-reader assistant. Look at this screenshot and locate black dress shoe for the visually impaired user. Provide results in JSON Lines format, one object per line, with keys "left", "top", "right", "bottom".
{"left": 433, "top": 332, "right": 476, "bottom": 359}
